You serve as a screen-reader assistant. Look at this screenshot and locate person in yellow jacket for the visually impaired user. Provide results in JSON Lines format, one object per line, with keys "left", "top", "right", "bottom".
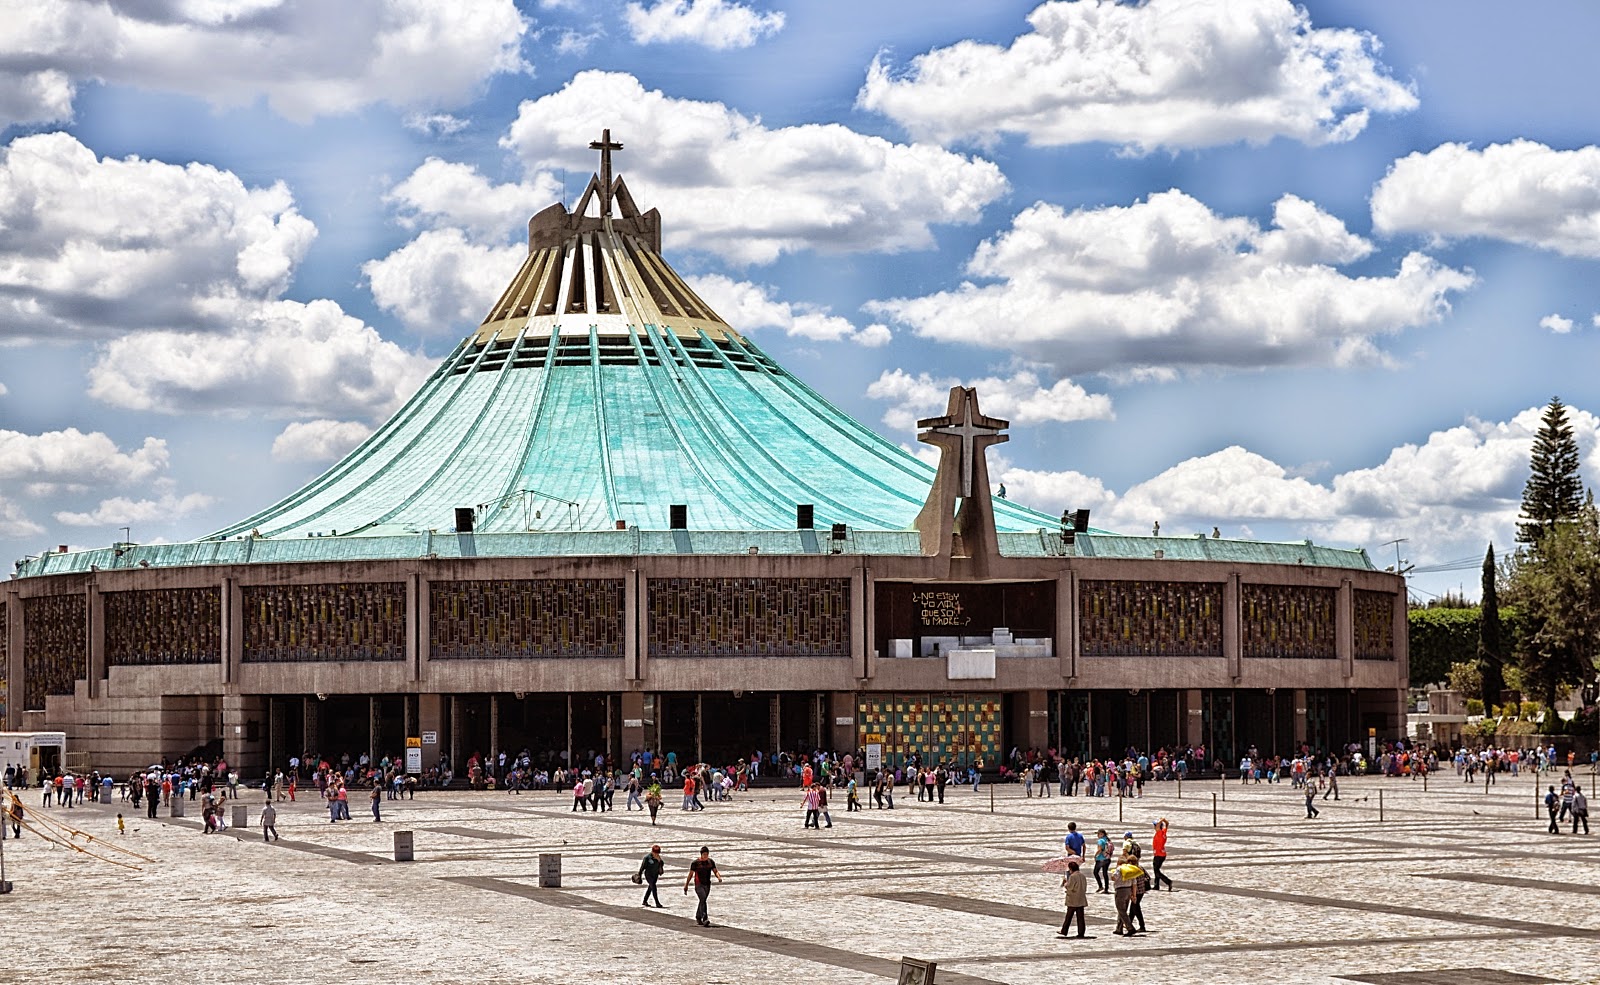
{"left": 1112, "top": 856, "right": 1146, "bottom": 936}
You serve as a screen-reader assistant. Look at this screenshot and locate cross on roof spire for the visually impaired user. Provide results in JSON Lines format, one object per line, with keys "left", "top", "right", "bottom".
{"left": 589, "top": 128, "right": 624, "bottom": 218}
{"left": 918, "top": 388, "right": 1008, "bottom": 499}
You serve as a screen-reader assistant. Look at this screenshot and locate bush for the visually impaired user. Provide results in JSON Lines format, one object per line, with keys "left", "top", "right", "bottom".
{"left": 1466, "top": 698, "right": 1485, "bottom": 715}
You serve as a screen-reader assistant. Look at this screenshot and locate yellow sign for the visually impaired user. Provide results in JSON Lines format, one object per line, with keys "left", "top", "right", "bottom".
{"left": 406, "top": 736, "right": 422, "bottom": 748}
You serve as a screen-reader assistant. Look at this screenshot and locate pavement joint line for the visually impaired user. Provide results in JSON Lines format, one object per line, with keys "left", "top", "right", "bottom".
{"left": 441, "top": 874, "right": 1010, "bottom": 985}
{"left": 1413, "top": 871, "right": 1600, "bottom": 896}
{"left": 937, "top": 930, "right": 1545, "bottom": 966}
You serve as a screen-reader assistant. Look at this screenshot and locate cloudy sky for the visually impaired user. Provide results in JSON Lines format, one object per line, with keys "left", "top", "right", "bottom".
{"left": 3, "top": 0, "right": 1599, "bottom": 601}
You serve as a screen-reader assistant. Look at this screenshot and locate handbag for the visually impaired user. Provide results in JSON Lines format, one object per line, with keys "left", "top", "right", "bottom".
{"left": 631, "top": 871, "right": 644, "bottom": 885}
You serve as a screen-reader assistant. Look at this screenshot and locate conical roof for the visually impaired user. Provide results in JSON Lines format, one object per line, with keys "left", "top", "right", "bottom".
{"left": 207, "top": 133, "right": 1059, "bottom": 541}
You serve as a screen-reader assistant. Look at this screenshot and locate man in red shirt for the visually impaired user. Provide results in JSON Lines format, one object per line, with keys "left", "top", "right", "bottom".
{"left": 1151, "top": 818, "right": 1174, "bottom": 891}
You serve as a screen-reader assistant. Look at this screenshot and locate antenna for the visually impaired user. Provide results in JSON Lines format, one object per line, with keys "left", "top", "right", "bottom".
{"left": 1381, "top": 538, "right": 1408, "bottom": 573}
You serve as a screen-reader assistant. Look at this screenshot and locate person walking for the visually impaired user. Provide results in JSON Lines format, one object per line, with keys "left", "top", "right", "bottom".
{"left": 1572, "top": 785, "right": 1590, "bottom": 835}
{"left": 1151, "top": 818, "right": 1174, "bottom": 891}
{"left": 637, "top": 844, "right": 665, "bottom": 907}
{"left": 1058, "top": 860, "right": 1088, "bottom": 938}
{"left": 1304, "top": 783, "right": 1320, "bottom": 819}
{"left": 683, "top": 846, "right": 723, "bottom": 927}
{"left": 1112, "top": 855, "right": 1144, "bottom": 936}
{"left": 261, "top": 800, "right": 279, "bottom": 842}
{"left": 370, "top": 784, "right": 382, "bottom": 822}
{"left": 1546, "top": 785, "right": 1561, "bottom": 834}
{"left": 803, "top": 784, "right": 821, "bottom": 829}
{"left": 646, "top": 781, "right": 662, "bottom": 826}
{"left": 5, "top": 792, "right": 22, "bottom": 838}
{"left": 1093, "top": 828, "right": 1112, "bottom": 893}
{"left": 816, "top": 784, "right": 833, "bottom": 828}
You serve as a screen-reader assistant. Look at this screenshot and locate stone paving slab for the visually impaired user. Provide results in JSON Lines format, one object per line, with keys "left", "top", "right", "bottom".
{"left": 4, "top": 771, "right": 1600, "bottom": 984}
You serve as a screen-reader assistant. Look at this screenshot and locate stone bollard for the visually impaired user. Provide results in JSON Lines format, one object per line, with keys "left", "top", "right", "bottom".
{"left": 170, "top": 798, "right": 186, "bottom": 818}
{"left": 394, "top": 830, "right": 414, "bottom": 862}
{"left": 539, "top": 853, "right": 561, "bottom": 888}
{"left": 232, "top": 805, "right": 248, "bottom": 830}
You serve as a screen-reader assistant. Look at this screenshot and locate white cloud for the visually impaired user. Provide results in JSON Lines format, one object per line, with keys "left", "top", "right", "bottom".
{"left": 54, "top": 492, "right": 215, "bottom": 527}
{"left": 0, "top": 428, "right": 168, "bottom": 488}
{"left": 1372, "top": 141, "right": 1600, "bottom": 258}
{"left": 1542, "top": 313, "right": 1575, "bottom": 334}
{"left": 0, "top": 383, "right": 7, "bottom": 395}
{"left": 502, "top": 71, "right": 1007, "bottom": 264}
{"left": 685, "top": 274, "right": 888, "bottom": 347}
{"left": 625, "top": 0, "right": 784, "bottom": 50}
{"left": 866, "top": 368, "right": 1112, "bottom": 431}
{"left": 0, "top": 132, "right": 316, "bottom": 341}
{"left": 386, "top": 159, "right": 561, "bottom": 241}
{"left": 271, "top": 419, "right": 374, "bottom": 463}
{"left": 86, "top": 299, "right": 435, "bottom": 421}
{"left": 403, "top": 113, "right": 470, "bottom": 138}
{"left": 1089, "top": 405, "right": 1598, "bottom": 565}
{"left": 364, "top": 229, "right": 526, "bottom": 334}
{"left": 857, "top": 0, "right": 1416, "bottom": 152}
{"left": 554, "top": 27, "right": 603, "bottom": 55}
{"left": 0, "top": 0, "right": 530, "bottom": 127}
{"left": 869, "top": 190, "right": 1473, "bottom": 377}
{"left": 994, "top": 464, "right": 1115, "bottom": 519}
{"left": 0, "top": 496, "right": 42, "bottom": 538}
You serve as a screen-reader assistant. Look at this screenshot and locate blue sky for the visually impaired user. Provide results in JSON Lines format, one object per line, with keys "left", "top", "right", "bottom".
{"left": 4, "top": 0, "right": 1600, "bottom": 602}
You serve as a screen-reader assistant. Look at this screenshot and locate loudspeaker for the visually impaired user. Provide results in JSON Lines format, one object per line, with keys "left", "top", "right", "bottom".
{"left": 1073, "top": 508, "right": 1091, "bottom": 532}
{"left": 831, "top": 523, "right": 847, "bottom": 540}
{"left": 669, "top": 504, "right": 687, "bottom": 529}
{"left": 455, "top": 507, "right": 475, "bottom": 533}
{"left": 797, "top": 504, "right": 814, "bottom": 529}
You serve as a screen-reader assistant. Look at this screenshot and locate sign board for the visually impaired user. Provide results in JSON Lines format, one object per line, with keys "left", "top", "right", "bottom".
{"left": 897, "top": 957, "right": 936, "bottom": 985}
{"left": 865, "top": 743, "right": 883, "bottom": 771}
{"left": 1029, "top": 709, "right": 1048, "bottom": 718}
{"left": 834, "top": 716, "right": 854, "bottom": 726}
{"left": 622, "top": 718, "right": 644, "bottom": 729}
{"left": 421, "top": 731, "right": 438, "bottom": 745}
{"left": 405, "top": 746, "right": 422, "bottom": 774}
{"left": 406, "top": 736, "right": 422, "bottom": 748}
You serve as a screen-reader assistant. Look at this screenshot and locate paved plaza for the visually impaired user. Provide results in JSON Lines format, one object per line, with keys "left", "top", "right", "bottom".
{"left": 5, "top": 772, "right": 1599, "bottom": 985}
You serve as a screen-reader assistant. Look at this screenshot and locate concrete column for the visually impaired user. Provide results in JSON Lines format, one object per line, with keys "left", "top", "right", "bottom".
{"left": 1024, "top": 689, "right": 1049, "bottom": 750}
{"left": 1337, "top": 578, "right": 1354, "bottom": 679}
{"left": 489, "top": 693, "right": 500, "bottom": 764}
{"left": 829, "top": 692, "right": 856, "bottom": 752}
{"left": 1185, "top": 689, "right": 1204, "bottom": 748}
{"left": 621, "top": 690, "right": 645, "bottom": 756}
{"left": 369, "top": 695, "right": 381, "bottom": 761}
{"left": 225, "top": 578, "right": 243, "bottom": 688}
{"left": 1293, "top": 689, "right": 1309, "bottom": 748}
{"left": 862, "top": 565, "right": 877, "bottom": 680}
{"left": 1393, "top": 590, "right": 1410, "bottom": 688}
{"left": 1224, "top": 573, "right": 1241, "bottom": 682}
{"left": 4, "top": 588, "right": 20, "bottom": 731}
{"left": 851, "top": 566, "right": 867, "bottom": 679}
{"left": 1058, "top": 571, "right": 1075, "bottom": 681}
{"left": 694, "top": 693, "right": 703, "bottom": 763}
{"left": 86, "top": 583, "right": 104, "bottom": 700}
{"left": 408, "top": 572, "right": 424, "bottom": 683}
{"left": 418, "top": 693, "right": 444, "bottom": 766}
{"left": 222, "top": 695, "right": 267, "bottom": 778}
{"left": 770, "top": 693, "right": 781, "bottom": 753}
{"left": 626, "top": 569, "right": 641, "bottom": 681}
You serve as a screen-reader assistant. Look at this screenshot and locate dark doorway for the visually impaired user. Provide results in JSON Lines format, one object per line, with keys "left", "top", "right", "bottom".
{"left": 319, "top": 696, "right": 371, "bottom": 763}
{"left": 498, "top": 694, "right": 568, "bottom": 765}
{"left": 659, "top": 693, "right": 698, "bottom": 763}
{"left": 700, "top": 692, "right": 773, "bottom": 765}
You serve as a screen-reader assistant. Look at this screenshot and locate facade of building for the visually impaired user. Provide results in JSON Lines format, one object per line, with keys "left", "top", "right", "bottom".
{"left": 2, "top": 136, "right": 1407, "bottom": 776}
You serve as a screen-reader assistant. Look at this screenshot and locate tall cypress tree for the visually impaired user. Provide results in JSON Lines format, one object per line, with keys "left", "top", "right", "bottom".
{"left": 1477, "top": 543, "right": 1504, "bottom": 709}
{"left": 1518, "top": 397, "right": 1584, "bottom": 545}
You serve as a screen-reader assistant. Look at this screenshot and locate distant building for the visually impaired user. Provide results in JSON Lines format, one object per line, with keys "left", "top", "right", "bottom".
{"left": 2, "top": 133, "right": 1407, "bottom": 775}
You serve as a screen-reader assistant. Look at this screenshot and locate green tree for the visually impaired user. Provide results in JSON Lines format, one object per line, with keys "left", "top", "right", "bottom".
{"left": 1408, "top": 607, "right": 1481, "bottom": 688}
{"left": 1506, "top": 498, "right": 1600, "bottom": 718}
{"left": 1518, "top": 397, "right": 1584, "bottom": 545}
{"left": 1477, "top": 544, "right": 1505, "bottom": 706}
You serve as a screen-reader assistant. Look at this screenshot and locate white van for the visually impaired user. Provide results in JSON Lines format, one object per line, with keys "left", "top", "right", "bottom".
{"left": 1, "top": 731, "right": 67, "bottom": 786}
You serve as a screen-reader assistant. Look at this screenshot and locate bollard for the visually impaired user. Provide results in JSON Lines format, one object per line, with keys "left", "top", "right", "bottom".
{"left": 169, "top": 798, "right": 186, "bottom": 818}
{"left": 1177, "top": 777, "right": 1182, "bottom": 800}
{"left": 1211, "top": 792, "right": 1217, "bottom": 827}
{"left": 232, "top": 805, "right": 248, "bottom": 830}
{"left": 1536, "top": 772, "right": 1542, "bottom": 819}
{"left": 989, "top": 782, "right": 994, "bottom": 814}
{"left": 1119, "top": 792, "right": 1124, "bottom": 823}
{"left": 1379, "top": 788, "right": 1384, "bottom": 823}
{"left": 539, "top": 853, "right": 562, "bottom": 888}
{"left": 393, "top": 830, "right": 414, "bottom": 862}
{"left": 1220, "top": 775, "right": 1226, "bottom": 802}
{"left": 1422, "top": 772, "right": 1427, "bottom": 793}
